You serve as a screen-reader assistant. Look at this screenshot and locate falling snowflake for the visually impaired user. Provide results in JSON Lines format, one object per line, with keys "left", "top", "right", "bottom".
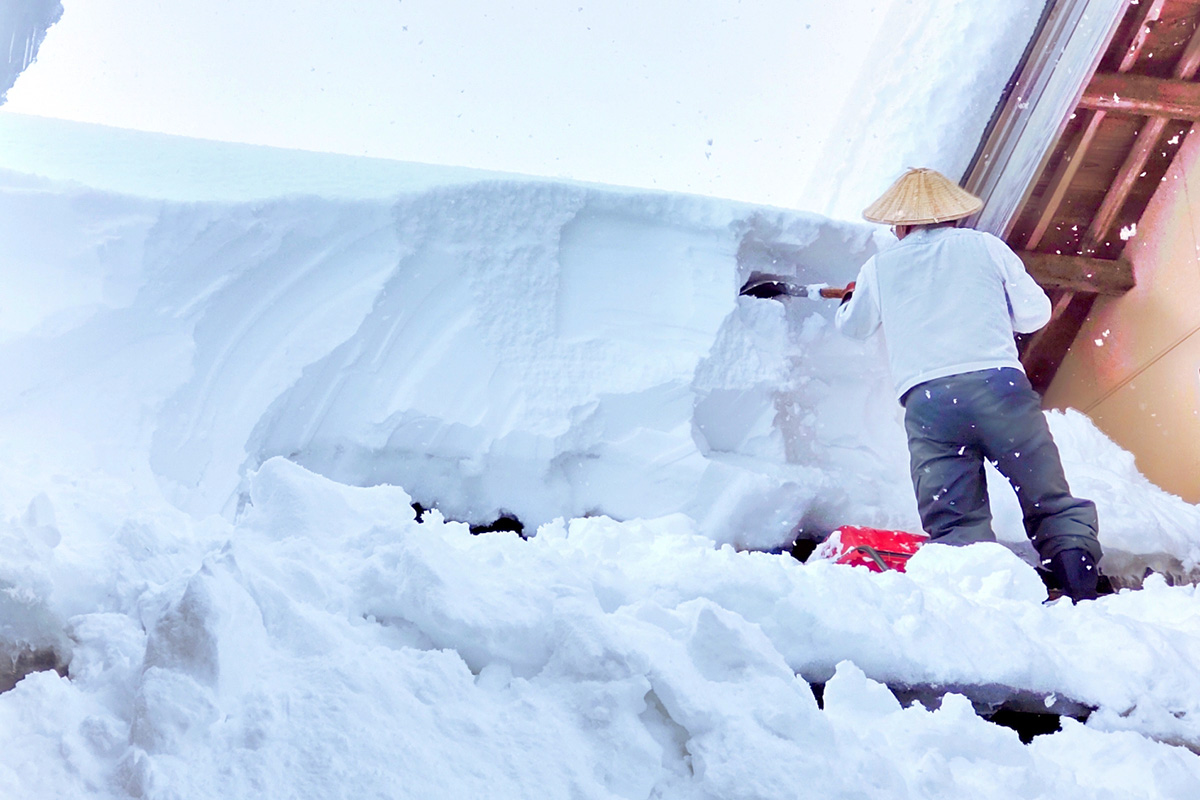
{"left": 1120, "top": 223, "right": 1137, "bottom": 241}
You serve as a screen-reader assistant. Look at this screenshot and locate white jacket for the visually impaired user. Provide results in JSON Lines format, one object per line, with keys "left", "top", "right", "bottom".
{"left": 834, "top": 227, "right": 1051, "bottom": 401}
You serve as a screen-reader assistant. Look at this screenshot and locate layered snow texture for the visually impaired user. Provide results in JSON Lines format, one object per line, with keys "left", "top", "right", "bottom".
{"left": 0, "top": 0, "right": 62, "bottom": 104}
{"left": 3, "top": 122, "right": 1200, "bottom": 796}
{"left": 0, "top": 141, "right": 899, "bottom": 551}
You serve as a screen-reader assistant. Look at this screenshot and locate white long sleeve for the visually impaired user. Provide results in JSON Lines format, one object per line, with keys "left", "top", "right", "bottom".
{"left": 980, "top": 232, "right": 1052, "bottom": 333}
{"left": 835, "top": 227, "right": 1051, "bottom": 401}
{"left": 833, "top": 256, "right": 882, "bottom": 340}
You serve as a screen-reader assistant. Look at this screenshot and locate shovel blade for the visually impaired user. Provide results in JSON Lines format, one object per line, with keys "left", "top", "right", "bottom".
{"left": 739, "top": 272, "right": 804, "bottom": 299}
{"left": 739, "top": 272, "right": 833, "bottom": 300}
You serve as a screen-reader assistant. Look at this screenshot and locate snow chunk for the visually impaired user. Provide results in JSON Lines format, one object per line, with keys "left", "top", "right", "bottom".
{"left": 822, "top": 660, "right": 903, "bottom": 720}
{"left": 905, "top": 542, "right": 1049, "bottom": 604}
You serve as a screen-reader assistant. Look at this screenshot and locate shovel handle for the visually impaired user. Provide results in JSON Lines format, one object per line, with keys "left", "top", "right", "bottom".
{"left": 818, "top": 286, "right": 849, "bottom": 299}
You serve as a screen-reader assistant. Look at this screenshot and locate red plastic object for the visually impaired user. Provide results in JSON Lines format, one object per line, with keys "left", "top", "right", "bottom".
{"left": 810, "top": 526, "right": 929, "bottom": 572}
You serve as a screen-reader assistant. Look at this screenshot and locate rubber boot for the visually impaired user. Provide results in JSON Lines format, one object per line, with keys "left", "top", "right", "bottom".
{"left": 1049, "top": 548, "right": 1099, "bottom": 602}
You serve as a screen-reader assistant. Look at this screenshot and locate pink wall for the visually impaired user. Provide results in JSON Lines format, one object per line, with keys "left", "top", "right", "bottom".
{"left": 1044, "top": 126, "right": 1200, "bottom": 501}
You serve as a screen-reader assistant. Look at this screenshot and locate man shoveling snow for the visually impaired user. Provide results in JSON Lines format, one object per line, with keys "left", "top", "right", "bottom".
{"left": 833, "top": 168, "right": 1103, "bottom": 602}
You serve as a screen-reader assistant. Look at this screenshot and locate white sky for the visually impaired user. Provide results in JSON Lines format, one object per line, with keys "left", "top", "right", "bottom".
{"left": 3, "top": 0, "right": 901, "bottom": 209}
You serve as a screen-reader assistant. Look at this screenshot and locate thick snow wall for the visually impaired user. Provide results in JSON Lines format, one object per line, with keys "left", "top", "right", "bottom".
{"left": 3, "top": 159, "right": 1199, "bottom": 575}
{"left": 0, "top": 167, "right": 902, "bottom": 550}
{"left": 0, "top": 0, "right": 61, "bottom": 104}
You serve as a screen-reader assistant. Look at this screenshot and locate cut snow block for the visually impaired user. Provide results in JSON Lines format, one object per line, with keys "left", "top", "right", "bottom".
{"left": 809, "top": 526, "right": 928, "bottom": 572}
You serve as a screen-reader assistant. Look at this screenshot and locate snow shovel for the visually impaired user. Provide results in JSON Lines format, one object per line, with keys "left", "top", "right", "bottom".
{"left": 739, "top": 271, "right": 850, "bottom": 301}
{"left": 809, "top": 527, "right": 929, "bottom": 573}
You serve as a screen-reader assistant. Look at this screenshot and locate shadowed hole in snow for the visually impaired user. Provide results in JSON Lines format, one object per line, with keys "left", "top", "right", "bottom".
{"left": 468, "top": 513, "right": 525, "bottom": 538}
{"left": 0, "top": 581, "right": 71, "bottom": 693}
{"left": 810, "top": 678, "right": 1091, "bottom": 744}
{"left": 892, "top": 683, "right": 1093, "bottom": 742}
{"left": 411, "top": 502, "right": 526, "bottom": 538}
{"left": 986, "top": 707, "right": 1065, "bottom": 744}
{"left": 0, "top": 646, "right": 68, "bottom": 694}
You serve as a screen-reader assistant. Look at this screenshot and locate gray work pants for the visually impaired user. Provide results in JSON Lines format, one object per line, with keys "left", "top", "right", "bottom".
{"left": 902, "top": 368, "right": 1102, "bottom": 562}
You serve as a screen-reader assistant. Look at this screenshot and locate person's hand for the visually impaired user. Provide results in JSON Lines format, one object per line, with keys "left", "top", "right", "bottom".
{"left": 839, "top": 281, "right": 856, "bottom": 304}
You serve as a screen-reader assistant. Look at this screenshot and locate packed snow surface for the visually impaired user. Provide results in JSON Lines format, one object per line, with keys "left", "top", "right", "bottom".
{"left": 1, "top": 118, "right": 1200, "bottom": 797}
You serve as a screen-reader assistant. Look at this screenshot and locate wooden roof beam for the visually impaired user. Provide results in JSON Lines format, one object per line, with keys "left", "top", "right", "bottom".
{"left": 1024, "top": 0, "right": 1168, "bottom": 251}
{"left": 1023, "top": 113, "right": 1104, "bottom": 250}
{"left": 1117, "top": 0, "right": 1168, "bottom": 70}
{"left": 1017, "top": 251, "right": 1135, "bottom": 295}
{"left": 962, "top": 0, "right": 1129, "bottom": 236}
{"left": 1079, "top": 72, "right": 1200, "bottom": 120}
{"left": 1084, "top": 23, "right": 1200, "bottom": 251}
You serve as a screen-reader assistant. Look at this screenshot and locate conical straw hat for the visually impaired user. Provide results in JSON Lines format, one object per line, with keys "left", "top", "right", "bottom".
{"left": 862, "top": 168, "right": 983, "bottom": 225}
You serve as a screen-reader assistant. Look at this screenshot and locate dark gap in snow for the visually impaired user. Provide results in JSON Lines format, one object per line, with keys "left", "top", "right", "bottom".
{"left": 760, "top": 518, "right": 841, "bottom": 562}
{"left": 893, "top": 683, "right": 1094, "bottom": 736}
{"left": 0, "top": 647, "right": 68, "bottom": 694}
{"left": 410, "top": 501, "right": 526, "bottom": 538}
{"left": 1, "top": 577, "right": 72, "bottom": 694}
{"left": 890, "top": 684, "right": 1093, "bottom": 743}
{"left": 986, "top": 707, "right": 1064, "bottom": 744}
{"left": 469, "top": 514, "right": 525, "bottom": 538}
{"left": 787, "top": 538, "right": 820, "bottom": 563}
{"left": 780, "top": 507, "right": 845, "bottom": 561}
{"left": 809, "top": 681, "right": 825, "bottom": 709}
{"left": 812, "top": 674, "right": 1091, "bottom": 743}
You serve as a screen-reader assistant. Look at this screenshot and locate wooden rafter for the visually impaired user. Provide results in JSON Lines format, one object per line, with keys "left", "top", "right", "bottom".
{"left": 1024, "top": 112, "right": 1106, "bottom": 250}
{"left": 1024, "top": 0, "right": 1167, "bottom": 251}
{"left": 1119, "top": 0, "right": 1169, "bottom": 67}
{"left": 965, "top": 1, "right": 1200, "bottom": 395}
{"left": 1079, "top": 73, "right": 1200, "bottom": 119}
{"left": 1011, "top": 0, "right": 1162, "bottom": 392}
{"left": 961, "top": 0, "right": 1129, "bottom": 235}
{"left": 1016, "top": 251, "right": 1135, "bottom": 295}
{"left": 1085, "top": 22, "right": 1200, "bottom": 249}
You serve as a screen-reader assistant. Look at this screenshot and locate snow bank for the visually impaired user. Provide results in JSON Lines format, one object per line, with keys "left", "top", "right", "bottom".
{"left": 6, "top": 457, "right": 1200, "bottom": 799}
{"left": 1051, "top": 409, "right": 1200, "bottom": 583}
